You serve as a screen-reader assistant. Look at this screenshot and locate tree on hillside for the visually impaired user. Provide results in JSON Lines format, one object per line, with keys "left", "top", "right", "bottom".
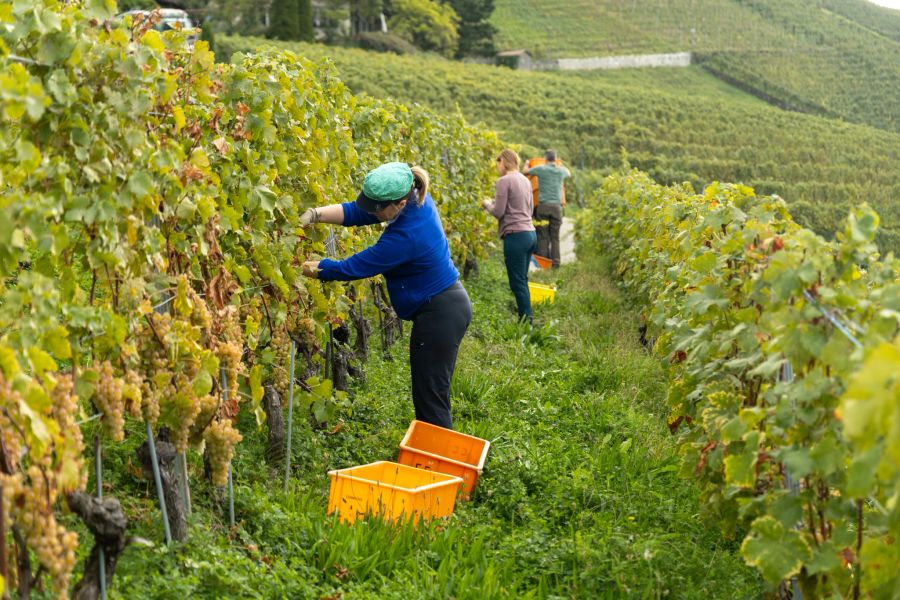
{"left": 298, "top": 0, "right": 314, "bottom": 41}
{"left": 443, "top": 0, "right": 495, "bottom": 57}
{"left": 350, "top": 0, "right": 386, "bottom": 34}
{"left": 269, "top": 0, "right": 300, "bottom": 40}
{"left": 388, "top": 0, "right": 459, "bottom": 57}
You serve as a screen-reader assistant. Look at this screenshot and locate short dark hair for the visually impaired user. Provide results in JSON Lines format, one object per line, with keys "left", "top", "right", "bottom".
{"left": 544, "top": 149, "right": 557, "bottom": 163}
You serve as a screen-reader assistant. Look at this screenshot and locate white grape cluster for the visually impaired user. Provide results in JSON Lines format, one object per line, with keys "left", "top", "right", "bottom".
{"left": 122, "top": 369, "right": 144, "bottom": 419}
{"left": 135, "top": 312, "right": 173, "bottom": 425}
{"left": 294, "top": 316, "right": 319, "bottom": 353}
{"left": 0, "top": 371, "right": 84, "bottom": 598}
{"left": 0, "top": 380, "right": 23, "bottom": 472}
{"left": 140, "top": 374, "right": 162, "bottom": 425}
{"left": 189, "top": 394, "right": 219, "bottom": 445}
{"left": 14, "top": 465, "right": 79, "bottom": 598}
{"left": 214, "top": 305, "right": 243, "bottom": 418}
{"left": 272, "top": 325, "right": 291, "bottom": 398}
{"left": 94, "top": 361, "right": 126, "bottom": 442}
{"left": 202, "top": 418, "right": 243, "bottom": 487}
{"left": 241, "top": 296, "right": 262, "bottom": 350}
{"left": 134, "top": 292, "right": 213, "bottom": 445}
{"left": 169, "top": 374, "right": 203, "bottom": 453}
{"left": 1, "top": 465, "right": 79, "bottom": 599}
{"left": 50, "top": 374, "right": 87, "bottom": 490}
{"left": 188, "top": 286, "right": 212, "bottom": 332}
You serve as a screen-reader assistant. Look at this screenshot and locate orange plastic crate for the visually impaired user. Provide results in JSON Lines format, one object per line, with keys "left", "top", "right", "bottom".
{"left": 533, "top": 254, "right": 552, "bottom": 270}
{"left": 327, "top": 461, "right": 463, "bottom": 524}
{"left": 396, "top": 420, "right": 490, "bottom": 499}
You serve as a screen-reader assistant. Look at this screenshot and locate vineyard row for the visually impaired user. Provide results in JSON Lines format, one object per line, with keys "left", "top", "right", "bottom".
{"left": 578, "top": 172, "right": 900, "bottom": 596}
{"left": 0, "top": 1, "right": 499, "bottom": 596}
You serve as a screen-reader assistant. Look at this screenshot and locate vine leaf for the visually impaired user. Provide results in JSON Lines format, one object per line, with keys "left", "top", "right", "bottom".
{"left": 741, "top": 516, "right": 812, "bottom": 583}
{"left": 724, "top": 450, "right": 756, "bottom": 488}
{"left": 806, "top": 540, "right": 841, "bottom": 576}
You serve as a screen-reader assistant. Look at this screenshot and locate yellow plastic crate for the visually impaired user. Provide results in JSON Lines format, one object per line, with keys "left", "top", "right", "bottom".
{"left": 397, "top": 420, "right": 490, "bottom": 499}
{"left": 528, "top": 281, "right": 557, "bottom": 304}
{"left": 327, "top": 461, "right": 463, "bottom": 524}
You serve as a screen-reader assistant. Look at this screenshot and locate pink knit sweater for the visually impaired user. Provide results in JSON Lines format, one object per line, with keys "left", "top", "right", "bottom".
{"left": 487, "top": 172, "right": 535, "bottom": 238}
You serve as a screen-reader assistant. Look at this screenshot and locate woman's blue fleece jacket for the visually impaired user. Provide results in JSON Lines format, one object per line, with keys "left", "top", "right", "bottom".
{"left": 317, "top": 193, "right": 460, "bottom": 320}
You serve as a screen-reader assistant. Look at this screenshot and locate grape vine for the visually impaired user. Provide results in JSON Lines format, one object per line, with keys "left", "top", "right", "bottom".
{"left": 580, "top": 171, "right": 900, "bottom": 596}
{"left": 0, "top": 0, "right": 499, "bottom": 595}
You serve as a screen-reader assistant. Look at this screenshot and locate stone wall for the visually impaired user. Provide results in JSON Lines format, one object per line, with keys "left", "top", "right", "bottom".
{"left": 512, "top": 51, "right": 693, "bottom": 71}
{"left": 556, "top": 52, "right": 692, "bottom": 70}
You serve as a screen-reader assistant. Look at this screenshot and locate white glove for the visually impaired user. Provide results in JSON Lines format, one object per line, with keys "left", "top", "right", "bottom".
{"left": 300, "top": 208, "right": 319, "bottom": 226}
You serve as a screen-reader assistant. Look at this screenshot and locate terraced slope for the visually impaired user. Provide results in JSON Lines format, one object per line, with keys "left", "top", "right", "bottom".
{"left": 820, "top": 0, "right": 900, "bottom": 42}
{"left": 491, "top": 0, "right": 900, "bottom": 134}
{"left": 492, "top": 0, "right": 900, "bottom": 55}
{"left": 491, "top": 0, "right": 798, "bottom": 57}
{"left": 219, "top": 37, "right": 900, "bottom": 251}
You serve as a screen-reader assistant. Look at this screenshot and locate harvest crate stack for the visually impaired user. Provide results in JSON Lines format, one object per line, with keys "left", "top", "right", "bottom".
{"left": 328, "top": 421, "right": 491, "bottom": 524}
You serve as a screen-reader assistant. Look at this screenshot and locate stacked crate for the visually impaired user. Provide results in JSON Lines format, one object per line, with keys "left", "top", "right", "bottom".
{"left": 327, "top": 420, "right": 491, "bottom": 524}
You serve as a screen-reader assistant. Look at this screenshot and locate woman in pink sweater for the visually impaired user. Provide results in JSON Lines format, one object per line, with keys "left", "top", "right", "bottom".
{"left": 482, "top": 149, "right": 538, "bottom": 322}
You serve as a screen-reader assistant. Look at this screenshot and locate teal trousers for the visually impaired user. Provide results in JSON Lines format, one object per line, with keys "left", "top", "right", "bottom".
{"left": 503, "top": 230, "right": 538, "bottom": 321}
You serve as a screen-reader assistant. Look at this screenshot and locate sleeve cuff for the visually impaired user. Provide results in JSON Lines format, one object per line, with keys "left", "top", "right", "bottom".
{"left": 317, "top": 258, "right": 340, "bottom": 280}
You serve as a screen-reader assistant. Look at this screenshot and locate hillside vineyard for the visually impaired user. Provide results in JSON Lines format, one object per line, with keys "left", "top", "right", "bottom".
{"left": 221, "top": 36, "right": 900, "bottom": 253}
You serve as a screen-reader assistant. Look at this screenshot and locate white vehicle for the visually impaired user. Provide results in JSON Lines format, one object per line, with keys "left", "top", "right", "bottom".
{"left": 119, "top": 8, "right": 199, "bottom": 44}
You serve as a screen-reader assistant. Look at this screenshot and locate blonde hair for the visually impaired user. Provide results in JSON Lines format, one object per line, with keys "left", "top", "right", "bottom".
{"left": 410, "top": 166, "right": 429, "bottom": 205}
{"left": 497, "top": 149, "right": 520, "bottom": 174}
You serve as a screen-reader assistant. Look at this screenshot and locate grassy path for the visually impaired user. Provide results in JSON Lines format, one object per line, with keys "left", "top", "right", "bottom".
{"left": 103, "top": 251, "right": 761, "bottom": 599}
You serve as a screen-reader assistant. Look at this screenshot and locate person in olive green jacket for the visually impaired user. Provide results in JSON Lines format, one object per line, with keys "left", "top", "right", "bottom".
{"left": 524, "top": 150, "right": 570, "bottom": 268}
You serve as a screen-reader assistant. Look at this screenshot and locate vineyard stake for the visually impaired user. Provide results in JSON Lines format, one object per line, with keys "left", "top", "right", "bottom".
{"left": 221, "top": 367, "right": 234, "bottom": 527}
{"left": 802, "top": 290, "right": 864, "bottom": 348}
{"left": 284, "top": 341, "right": 297, "bottom": 493}
{"left": 178, "top": 452, "right": 191, "bottom": 517}
{"left": 149, "top": 285, "right": 173, "bottom": 544}
{"left": 94, "top": 433, "right": 106, "bottom": 600}
{"left": 145, "top": 421, "right": 172, "bottom": 544}
{"left": 227, "top": 465, "right": 235, "bottom": 528}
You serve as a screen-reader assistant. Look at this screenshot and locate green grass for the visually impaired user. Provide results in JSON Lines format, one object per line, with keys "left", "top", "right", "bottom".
{"left": 82, "top": 252, "right": 761, "bottom": 598}
{"left": 219, "top": 37, "right": 900, "bottom": 251}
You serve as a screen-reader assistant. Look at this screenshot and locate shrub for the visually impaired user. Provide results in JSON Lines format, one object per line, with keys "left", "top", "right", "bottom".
{"left": 355, "top": 31, "right": 419, "bottom": 55}
{"left": 388, "top": 0, "right": 459, "bottom": 57}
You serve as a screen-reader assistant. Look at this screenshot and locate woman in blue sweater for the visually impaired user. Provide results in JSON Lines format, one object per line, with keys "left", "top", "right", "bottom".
{"left": 299, "top": 162, "right": 472, "bottom": 430}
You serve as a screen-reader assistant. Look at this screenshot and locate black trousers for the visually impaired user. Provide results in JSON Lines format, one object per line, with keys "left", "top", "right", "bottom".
{"left": 535, "top": 203, "right": 563, "bottom": 267}
{"left": 409, "top": 282, "right": 472, "bottom": 429}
